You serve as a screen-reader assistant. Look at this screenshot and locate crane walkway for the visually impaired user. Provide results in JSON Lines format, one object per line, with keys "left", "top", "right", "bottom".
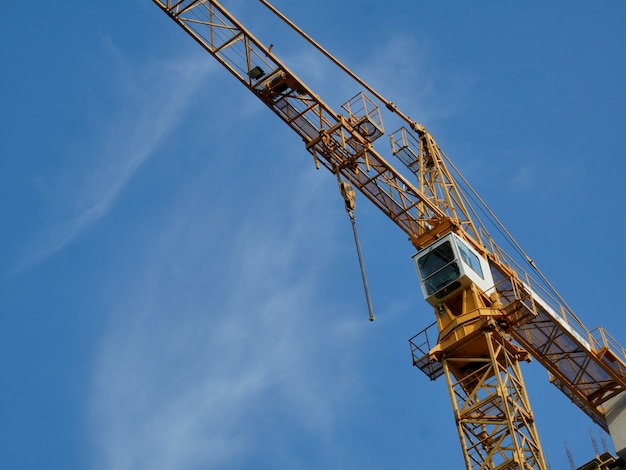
{"left": 493, "top": 262, "right": 626, "bottom": 431}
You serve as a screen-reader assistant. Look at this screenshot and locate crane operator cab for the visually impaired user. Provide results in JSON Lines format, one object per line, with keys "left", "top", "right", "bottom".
{"left": 413, "top": 232, "right": 494, "bottom": 307}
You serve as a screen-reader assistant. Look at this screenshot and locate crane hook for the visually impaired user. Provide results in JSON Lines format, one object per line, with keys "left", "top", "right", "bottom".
{"left": 337, "top": 178, "right": 375, "bottom": 322}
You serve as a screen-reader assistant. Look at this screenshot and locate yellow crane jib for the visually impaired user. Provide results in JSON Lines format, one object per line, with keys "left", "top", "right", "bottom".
{"left": 151, "top": 1, "right": 626, "bottom": 468}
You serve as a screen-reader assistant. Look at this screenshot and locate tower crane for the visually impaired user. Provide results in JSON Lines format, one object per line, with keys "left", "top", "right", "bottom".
{"left": 151, "top": 1, "right": 626, "bottom": 468}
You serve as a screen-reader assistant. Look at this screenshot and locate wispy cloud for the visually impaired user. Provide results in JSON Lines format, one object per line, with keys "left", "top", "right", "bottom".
{"left": 357, "top": 34, "right": 475, "bottom": 127}
{"left": 88, "top": 163, "right": 368, "bottom": 469}
{"left": 18, "top": 41, "right": 211, "bottom": 270}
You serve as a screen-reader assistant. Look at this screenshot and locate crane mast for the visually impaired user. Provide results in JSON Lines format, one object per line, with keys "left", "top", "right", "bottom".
{"left": 151, "top": 1, "right": 626, "bottom": 468}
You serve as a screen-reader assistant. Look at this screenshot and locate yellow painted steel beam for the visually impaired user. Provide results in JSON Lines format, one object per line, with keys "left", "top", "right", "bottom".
{"left": 151, "top": 1, "right": 626, "bottom": 467}
{"left": 150, "top": 0, "right": 479, "bottom": 249}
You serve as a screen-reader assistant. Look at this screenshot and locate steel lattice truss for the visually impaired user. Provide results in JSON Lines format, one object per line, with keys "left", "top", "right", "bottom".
{"left": 152, "top": 0, "right": 479, "bottom": 246}
{"left": 152, "top": 1, "right": 626, "bottom": 468}
{"left": 444, "top": 331, "right": 546, "bottom": 470}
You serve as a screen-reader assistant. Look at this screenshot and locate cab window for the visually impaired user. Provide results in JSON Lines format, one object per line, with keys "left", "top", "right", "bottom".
{"left": 418, "top": 242, "right": 454, "bottom": 279}
{"left": 457, "top": 241, "right": 484, "bottom": 279}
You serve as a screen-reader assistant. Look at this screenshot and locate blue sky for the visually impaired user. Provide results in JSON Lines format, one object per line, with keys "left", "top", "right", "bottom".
{"left": 1, "top": 1, "right": 625, "bottom": 469}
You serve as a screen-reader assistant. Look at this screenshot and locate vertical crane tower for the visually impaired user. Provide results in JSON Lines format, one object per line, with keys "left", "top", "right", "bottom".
{"left": 151, "top": 1, "right": 626, "bottom": 468}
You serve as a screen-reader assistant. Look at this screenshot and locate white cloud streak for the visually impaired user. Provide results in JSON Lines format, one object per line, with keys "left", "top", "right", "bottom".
{"left": 18, "top": 43, "right": 211, "bottom": 270}
{"left": 89, "top": 162, "right": 367, "bottom": 469}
